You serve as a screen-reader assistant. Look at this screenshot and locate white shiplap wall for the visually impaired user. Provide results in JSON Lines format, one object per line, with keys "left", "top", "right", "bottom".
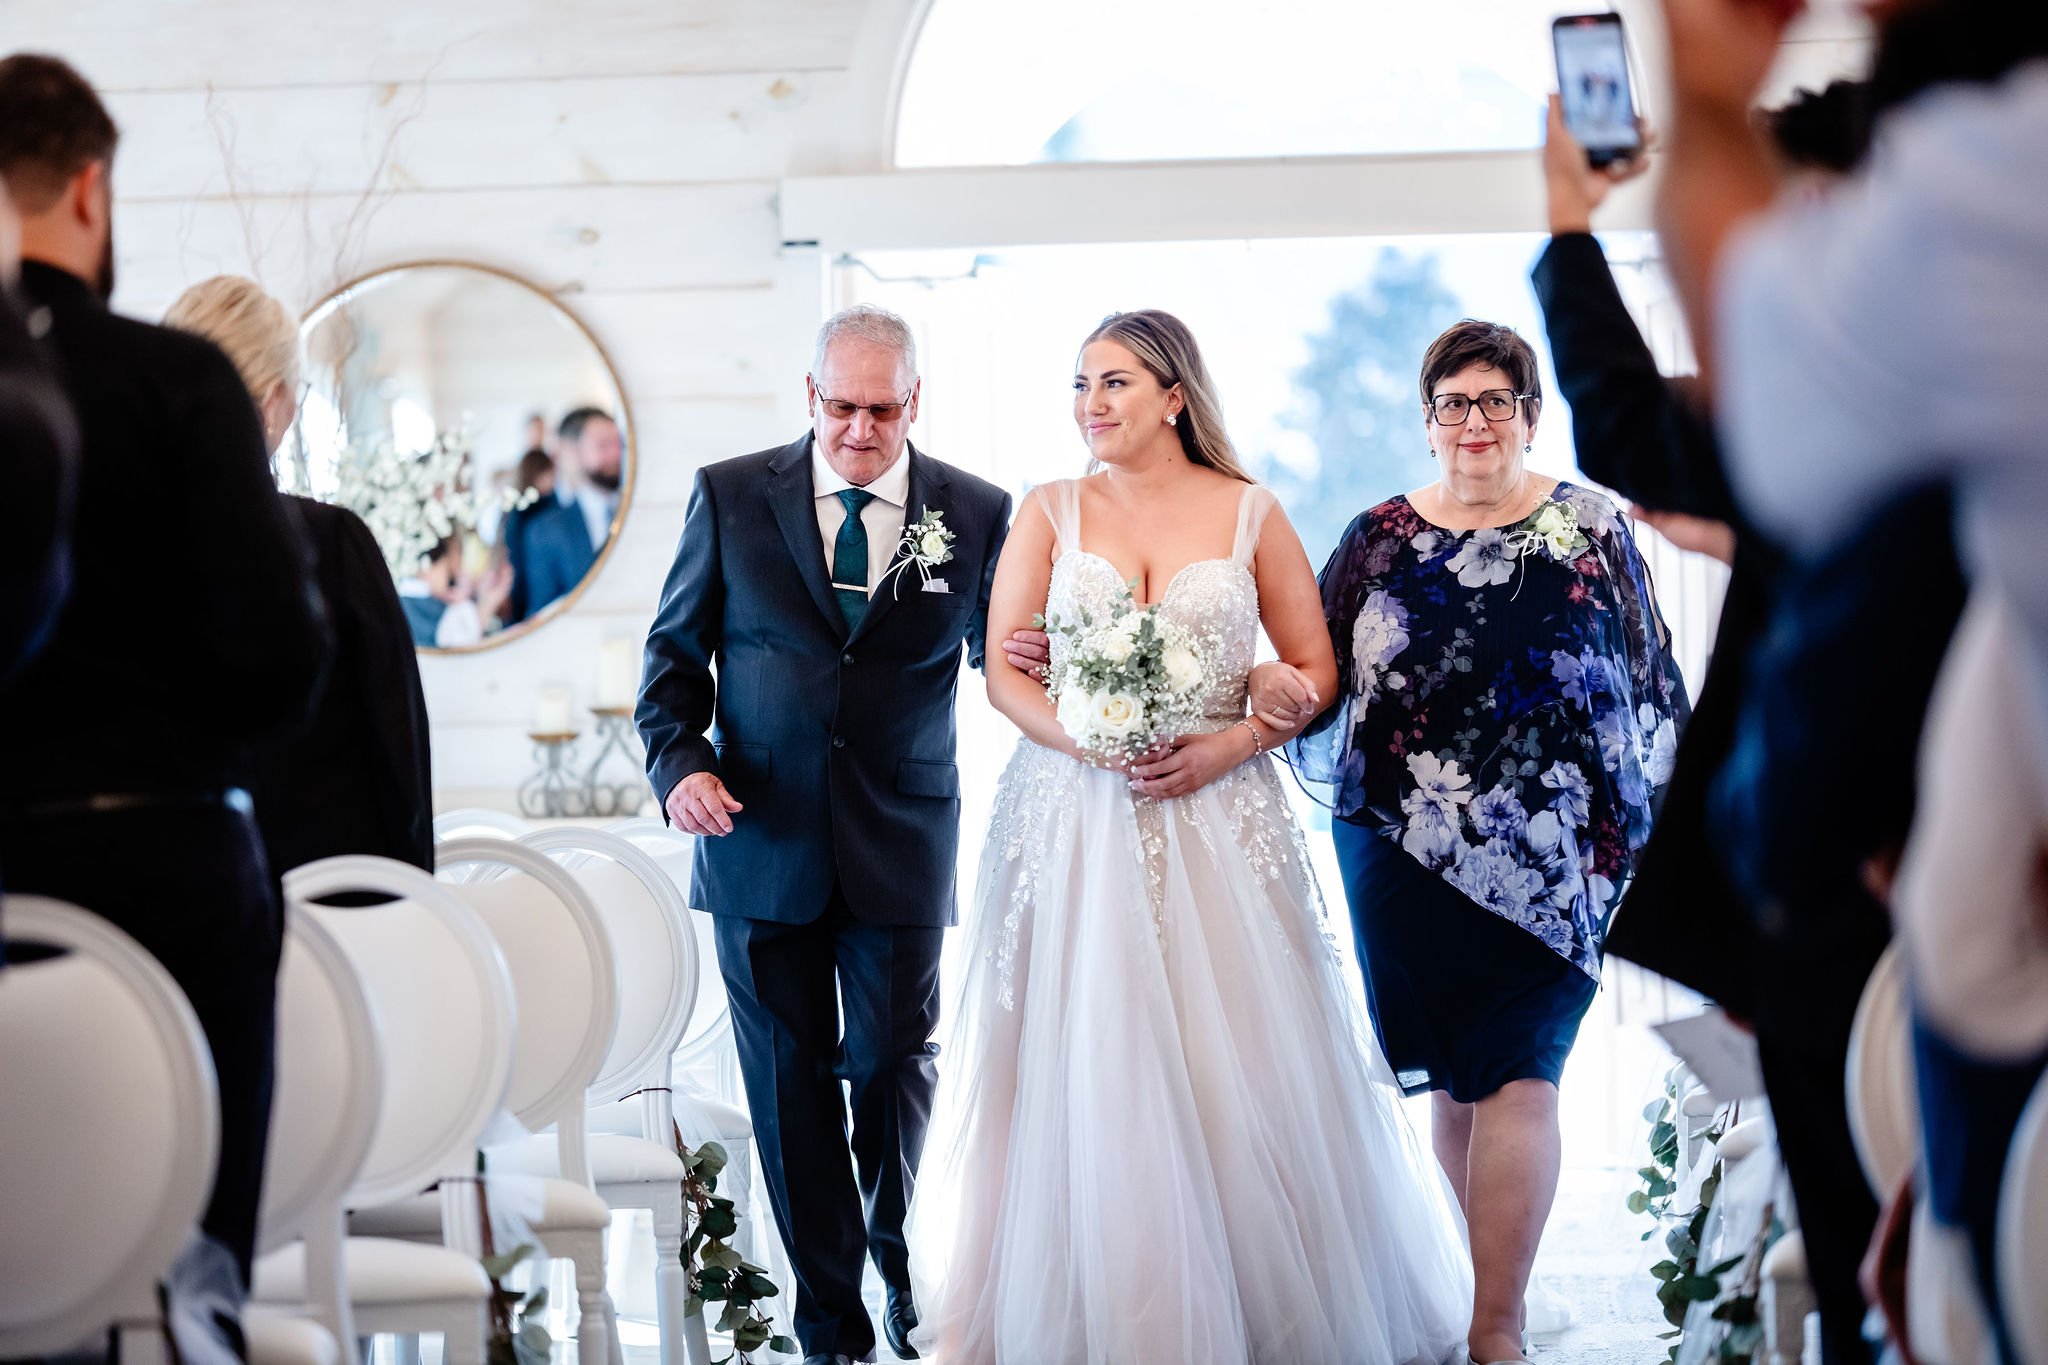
{"left": 8, "top": 0, "right": 922, "bottom": 807}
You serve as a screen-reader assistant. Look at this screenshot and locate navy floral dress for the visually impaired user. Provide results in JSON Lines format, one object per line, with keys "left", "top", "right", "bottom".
{"left": 1294, "top": 482, "right": 1689, "bottom": 1097}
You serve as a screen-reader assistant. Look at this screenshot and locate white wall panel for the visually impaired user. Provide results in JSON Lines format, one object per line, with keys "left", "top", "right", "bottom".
{"left": 104, "top": 72, "right": 848, "bottom": 199}
{"left": 10, "top": 0, "right": 865, "bottom": 89}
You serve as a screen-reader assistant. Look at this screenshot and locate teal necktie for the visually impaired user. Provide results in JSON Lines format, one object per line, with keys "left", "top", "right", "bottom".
{"left": 832, "top": 488, "right": 874, "bottom": 630}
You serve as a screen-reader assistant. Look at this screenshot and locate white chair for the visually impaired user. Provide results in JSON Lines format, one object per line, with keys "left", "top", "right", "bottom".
{"left": 350, "top": 837, "right": 625, "bottom": 1365}
{"left": 252, "top": 856, "right": 518, "bottom": 1365}
{"left": 604, "top": 818, "right": 736, "bottom": 1096}
{"left": 255, "top": 901, "right": 387, "bottom": 1352}
{"left": 432, "top": 808, "right": 533, "bottom": 842}
{"left": 1846, "top": 942, "right": 1918, "bottom": 1198}
{"left": 1758, "top": 1230, "right": 1811, "bottom": 1365}
{"left": 0, "top": 896, "right": 219, "bottom": 1364}
{"left": 493, "top": 826, "right": 709, "bottom": 1365}
{"left": 1999, "top": 1066, "right": 2048, "bottom": 1365}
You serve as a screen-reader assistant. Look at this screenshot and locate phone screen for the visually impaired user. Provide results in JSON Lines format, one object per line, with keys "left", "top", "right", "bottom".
{"left": 1554, "top": 15, "right": 1642, "bottom": 162}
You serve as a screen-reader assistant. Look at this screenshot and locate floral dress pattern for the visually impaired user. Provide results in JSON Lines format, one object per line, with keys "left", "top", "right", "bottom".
{"left": 1293, "top": 482, "right": 1689, "bottom": 979}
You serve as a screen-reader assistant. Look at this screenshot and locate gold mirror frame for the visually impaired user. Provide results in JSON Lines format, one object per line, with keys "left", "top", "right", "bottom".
{"left": 296, "top": 259, "right": 638, "bottom": 656}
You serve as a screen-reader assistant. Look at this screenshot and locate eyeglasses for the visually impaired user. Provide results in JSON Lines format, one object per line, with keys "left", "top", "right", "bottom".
{"left": 1427, "top": 389, "right": 1536, "bottom": 425}
{"left": 813, "top": 384, "right": 912, "bottom": 424}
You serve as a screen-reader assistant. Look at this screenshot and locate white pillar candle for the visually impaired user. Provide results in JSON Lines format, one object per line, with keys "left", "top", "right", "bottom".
{"left": 596, "top": 638, "right": 639, "bottom": 710}
{"left": 533, "top": 686, "right": 574, "bottom": 734}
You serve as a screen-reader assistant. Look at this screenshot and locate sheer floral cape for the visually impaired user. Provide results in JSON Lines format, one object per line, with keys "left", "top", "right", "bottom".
{"left": 1290, "top": 482, "right": 1690, "bottom": 978}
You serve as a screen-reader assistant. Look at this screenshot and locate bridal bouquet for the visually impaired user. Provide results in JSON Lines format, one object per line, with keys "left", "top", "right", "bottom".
{"left": 1035, "top": 586, "right": 1205, "bottom": 762}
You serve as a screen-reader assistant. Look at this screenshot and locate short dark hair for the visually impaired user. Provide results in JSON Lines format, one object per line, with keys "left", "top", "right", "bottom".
{"left": 557, "top": 406, "right": 613, "bottom": 444}
{"left": 1759, "top": 80, "right": 1873, "bottom": 174}
{"left": 1418, "top": 319, "right": 1542, "bottom": 409}
{"left": 1869, "top": 0, "right": 2048, "bottom": 121}
{"left": 0, "top": 54, "right": 118, "bottom": 213}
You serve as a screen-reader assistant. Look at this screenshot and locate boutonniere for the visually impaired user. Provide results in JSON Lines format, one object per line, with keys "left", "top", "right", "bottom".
{"left": 876, "top": 506, "right": 956, "bottom": 598}
{"left": 1499, "top": 499, "right": 1588, "bottom": 598}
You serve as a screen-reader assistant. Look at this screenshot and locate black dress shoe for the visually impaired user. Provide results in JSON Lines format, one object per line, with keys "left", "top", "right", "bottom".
{"left": 883, "top": 1285, "right": 921, "bottom": 1359}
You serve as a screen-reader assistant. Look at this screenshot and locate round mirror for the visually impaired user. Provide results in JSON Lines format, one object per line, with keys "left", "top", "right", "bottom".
{"left": 289, "top": 262, "right": 634, "bottom": 653}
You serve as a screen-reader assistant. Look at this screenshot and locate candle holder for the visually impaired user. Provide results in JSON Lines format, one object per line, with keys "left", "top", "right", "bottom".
{"left": 581, "top": 706, "right": 650, "bottom": 818}
{"left": 518, "top": 731, "right": 587, "bottom": 819}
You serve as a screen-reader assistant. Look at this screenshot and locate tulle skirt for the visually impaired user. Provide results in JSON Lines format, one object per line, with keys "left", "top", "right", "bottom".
{"left": 908, "top": 740, "right": 1473, "bottom": 1365}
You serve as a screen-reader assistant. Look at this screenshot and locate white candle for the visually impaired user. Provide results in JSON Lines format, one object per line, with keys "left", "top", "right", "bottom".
{"left": 533, "top": 686, "right": 574, "bottom": 735}
{"left": 596, "top": 638, "right": 639, "bottom": 710}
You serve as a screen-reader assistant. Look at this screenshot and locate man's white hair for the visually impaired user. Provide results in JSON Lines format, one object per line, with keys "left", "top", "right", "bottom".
{"left": 812, "top": 304, "right": 918, "bottom": 378}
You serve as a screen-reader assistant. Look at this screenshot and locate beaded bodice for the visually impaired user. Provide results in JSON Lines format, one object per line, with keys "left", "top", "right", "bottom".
{"left": 1045, "top": 551, "right": 1260, "bottom": 733}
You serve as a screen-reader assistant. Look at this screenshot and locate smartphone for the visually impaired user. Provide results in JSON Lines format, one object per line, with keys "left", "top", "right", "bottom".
{"left": 1552, "top": 13, "right": 1643, "bottom": 168}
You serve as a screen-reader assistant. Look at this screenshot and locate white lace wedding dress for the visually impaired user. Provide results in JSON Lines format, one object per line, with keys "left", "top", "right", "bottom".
{"left": 908, "top": 479, "right": 1473, "bottom": 1365}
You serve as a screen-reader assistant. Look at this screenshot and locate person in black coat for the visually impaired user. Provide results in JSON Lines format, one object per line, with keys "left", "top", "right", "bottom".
{"left": 0, "top": 56, "right": 330, "bottom": 1304}
{"left": 638, "top": 307, "right": 1009, "bottom": 1364}
{"left": 164, "top": 274, "right": 434, "bottom": 876}
{"left": 1, "top": 182, "right": 79, "bottom": 963}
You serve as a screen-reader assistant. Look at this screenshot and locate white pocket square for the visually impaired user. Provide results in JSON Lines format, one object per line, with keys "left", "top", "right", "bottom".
{"left": 921, "top": 578, "right": 952, "bottom": 594}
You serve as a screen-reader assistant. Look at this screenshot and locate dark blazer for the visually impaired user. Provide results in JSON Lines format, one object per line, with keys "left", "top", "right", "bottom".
{"left": 505, "top": 493, "right": 595, "bottom": 624}
{"left": 637, "top": 434, "right": 1011, "bottom": 927}
{"left": 1, "top": 283, "right": 78, "bottom": 684}
{"left": 250, "top": 496, "right": 434, "bottom": 875}
{"left": 3, "top": 261, "right": 329, "bottom": 804}
{"left": 1532, "top": 232, "right": 1770, "bottom": 1017}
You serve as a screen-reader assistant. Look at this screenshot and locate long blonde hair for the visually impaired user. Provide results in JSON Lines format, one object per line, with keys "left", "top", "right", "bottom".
{"left": 163, "top": 275, "right": 301, "bottom": 405}
{"left": 1080, "top": 309, "right": 1252, "bottom": 483}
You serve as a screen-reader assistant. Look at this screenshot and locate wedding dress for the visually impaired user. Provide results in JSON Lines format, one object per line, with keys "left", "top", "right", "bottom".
{"left": 908, "top": 478, "right": 1472, "bottom": 1365}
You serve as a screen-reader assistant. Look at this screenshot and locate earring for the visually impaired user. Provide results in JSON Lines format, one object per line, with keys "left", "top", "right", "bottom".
{"left": 1167, "top": 412, "right": 1178, "bottom": 427}
{"left": 1523, "top": 443, "right": 1533, "bottom": 453}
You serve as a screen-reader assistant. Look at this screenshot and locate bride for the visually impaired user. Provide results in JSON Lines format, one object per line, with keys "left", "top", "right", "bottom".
{"left": 907, "top": 310, "right": 1472, "bottom": 1364}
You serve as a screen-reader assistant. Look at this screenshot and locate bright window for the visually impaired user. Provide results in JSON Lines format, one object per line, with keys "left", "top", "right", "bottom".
{"left": 896, "top": 0, "right": 1623, "bottom": 167}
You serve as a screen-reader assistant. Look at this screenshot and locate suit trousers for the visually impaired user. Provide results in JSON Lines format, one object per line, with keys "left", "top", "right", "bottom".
{"left": 713, "top": 887, "right": 942, "bottom": 1361}
{"left": 0, "top": 802, "right": 282, "bottom": 1289}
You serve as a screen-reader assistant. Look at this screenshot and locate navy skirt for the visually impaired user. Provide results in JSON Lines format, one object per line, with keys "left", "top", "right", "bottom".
{"left": 1333, "top": 818, "right": 1597, "bottom": 1103}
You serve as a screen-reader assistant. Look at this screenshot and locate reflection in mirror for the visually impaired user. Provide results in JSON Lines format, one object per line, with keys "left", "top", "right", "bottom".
{"left": 289, "top": 262, "right": 633, "bottom": 652}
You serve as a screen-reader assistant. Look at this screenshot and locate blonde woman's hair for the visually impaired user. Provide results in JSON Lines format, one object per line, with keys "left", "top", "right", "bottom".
{"left": 163, "top": 275, "right": 301, "bottom": 405}
{"left": 1079, "top": 309, "right": 1252, "bottom": 483}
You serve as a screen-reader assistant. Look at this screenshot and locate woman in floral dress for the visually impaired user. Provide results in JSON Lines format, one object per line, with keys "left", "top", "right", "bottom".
{"left": 1283, "top": 320, "right": 1688, "bottom": 1365}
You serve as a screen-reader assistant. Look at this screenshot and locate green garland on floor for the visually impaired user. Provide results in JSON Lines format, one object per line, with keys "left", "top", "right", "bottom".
{"left": 1629, "top": 1068, "right": 1776, "bottom": 1364}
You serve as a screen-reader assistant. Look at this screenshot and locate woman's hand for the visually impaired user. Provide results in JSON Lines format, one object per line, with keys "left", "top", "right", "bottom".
{"left": 1127, "top": 728, "right": 1257, "bottom": 800}
{"left": 1249, "top": 661, "right": 1321, "bottom": 731}
{"left": 1544, "top": 93, "right": 1656, "bottom": 234}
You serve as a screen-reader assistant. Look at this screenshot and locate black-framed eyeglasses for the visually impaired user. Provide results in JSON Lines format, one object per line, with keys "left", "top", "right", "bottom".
{"left": 813, "top": 383, "right": 913, "bottom": 424}
{"left": 1427, "top": 389, "right": 1536, "bottom": 425}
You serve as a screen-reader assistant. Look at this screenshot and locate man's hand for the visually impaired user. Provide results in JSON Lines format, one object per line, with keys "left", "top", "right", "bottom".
{"left": 1630, "top": 505, "right": 1736, "bottom": 565}
{"left": 1249, "top": 661, "right": 1320, "bottom": 730}
{"left": 1544, "top": 93, "right": 1656, "bottom": 235}
{"left": 665, "top": 771, "right": 743, "bottom": 836}
{"left": 1003, "top": 627, "right": 1051, "bottom": 681}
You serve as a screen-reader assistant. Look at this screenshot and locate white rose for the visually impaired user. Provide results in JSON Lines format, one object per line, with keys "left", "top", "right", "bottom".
{"left": 1162, "top": 643, "right": 1202, "bottom": 694}
{"left": 1088, "top": 690, "right": 1145, "bottom": 741}
{"left": 1055, "top": 684, "right": 1093, "bottom": 741}
{"left": 919, "top": 529, "right": 949, "bottom": 561}
{"left": 1098, "top": 631, "right": 1135, "bottom": 665}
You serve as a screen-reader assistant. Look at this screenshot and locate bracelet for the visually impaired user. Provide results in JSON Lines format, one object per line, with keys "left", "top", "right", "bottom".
{"left": 1235, "top": 717, "right": 1265, "bottom": 758}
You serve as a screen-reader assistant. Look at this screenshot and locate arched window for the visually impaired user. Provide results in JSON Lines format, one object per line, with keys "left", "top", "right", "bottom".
{"left": 895, "top": 0, "right": 1613, "bottom": 168}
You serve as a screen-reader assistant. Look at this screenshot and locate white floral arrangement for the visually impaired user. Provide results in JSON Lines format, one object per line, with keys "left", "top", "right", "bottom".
{"left": 1035, "top": 582, "right": 1205, "bottom": 762}
{"left": 311, "top": 428, "right": 536, "bottom": 580}
{"left": 1447, "top": 499, "right": 1593, "bottom": 598}
{"left": 876, "top": 506, "right": 954, "bottom": 597}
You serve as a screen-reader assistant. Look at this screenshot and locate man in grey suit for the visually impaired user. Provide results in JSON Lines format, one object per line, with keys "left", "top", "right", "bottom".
{"left": 637, "top": 306, "right": 1010, "bottom": 1364}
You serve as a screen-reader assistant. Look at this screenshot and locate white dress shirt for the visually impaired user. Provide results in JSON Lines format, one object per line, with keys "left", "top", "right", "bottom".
{"left": 567, "top": 484, "right": 618, "bottom": 554}
{"left": 810, "top": 445, "right": 910, "bottom": 592}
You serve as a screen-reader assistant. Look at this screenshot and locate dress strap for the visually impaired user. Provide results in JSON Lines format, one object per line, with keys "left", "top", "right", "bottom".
{"left": 1035, "top": 478, "right": 1085, "bottom": 558}
{"left": 1230, "top": 484, "right": 1280, "bottom": 568}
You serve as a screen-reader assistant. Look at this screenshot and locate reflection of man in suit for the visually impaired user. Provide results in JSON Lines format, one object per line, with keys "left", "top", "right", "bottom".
{"left": 0, "top": 54, "right": 330, "bottom": 1311}
{"left": 637, "top": 306, "right": 1010, "bottom": 1365}
{"left": 504, "top": 405, "right": 622, "bottom": 623}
